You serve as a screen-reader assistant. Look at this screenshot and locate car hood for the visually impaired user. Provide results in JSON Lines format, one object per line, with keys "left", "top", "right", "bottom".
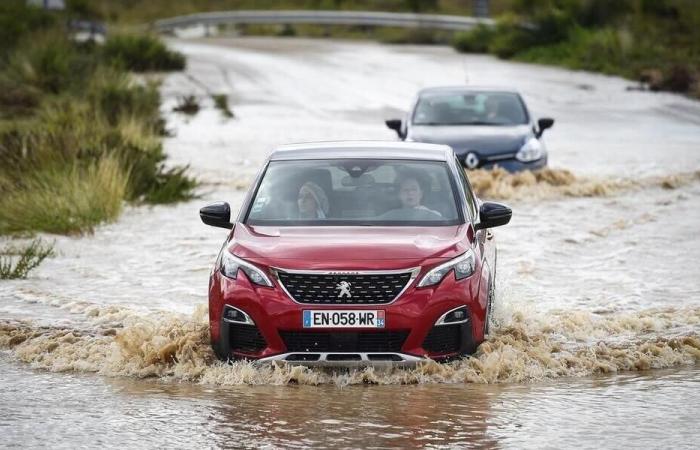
{"left": 409, "top": 124, "right": 531, "bottom": 155}
{"left": 229, "top": 224, "right": 472, "bottom": 269}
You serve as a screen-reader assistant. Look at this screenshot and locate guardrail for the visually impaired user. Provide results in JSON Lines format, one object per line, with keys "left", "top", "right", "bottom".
{"left": 154, "top": 10, "right": 495, "bottom": 33}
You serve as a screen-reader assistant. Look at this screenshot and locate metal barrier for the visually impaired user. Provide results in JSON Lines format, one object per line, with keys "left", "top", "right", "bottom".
{"left": 154, "top": 10, "right": 494, "bottom": 33}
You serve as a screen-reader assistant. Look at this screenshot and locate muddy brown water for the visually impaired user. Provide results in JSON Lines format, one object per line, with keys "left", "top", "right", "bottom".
{"left": 1, "top": 37, "right": 699, "bottom": 448}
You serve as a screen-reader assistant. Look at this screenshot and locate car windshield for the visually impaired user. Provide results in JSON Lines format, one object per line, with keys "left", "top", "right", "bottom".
{"left": 246, "top": 159, "right": 462, "bottom": 226}
{"left": 412, "top": 91, "right": 528, "bottom": 126}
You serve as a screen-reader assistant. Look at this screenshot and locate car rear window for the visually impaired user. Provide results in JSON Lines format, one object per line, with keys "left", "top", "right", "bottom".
{"left": 246, "top": 159, "right": 462, "bottom": 226}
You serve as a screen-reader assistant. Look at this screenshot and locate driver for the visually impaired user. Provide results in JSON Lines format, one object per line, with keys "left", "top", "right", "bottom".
{"left": 484, "top": 96, "right": 502, "bottom": 121}
{"left": 379, "top": 172, "right": 442, "bottom": 220}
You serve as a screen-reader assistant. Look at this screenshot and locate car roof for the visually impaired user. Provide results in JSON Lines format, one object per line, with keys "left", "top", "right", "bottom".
{"left": 418, "top": 85, "right": 521, "bottom": 96}
{"left": 269, "top": 141, "right": 454, "bottom": 161}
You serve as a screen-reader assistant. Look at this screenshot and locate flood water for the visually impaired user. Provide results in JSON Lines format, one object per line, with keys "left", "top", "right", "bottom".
{"left": 1, "top": 37, "right": 699, "bottom": 448}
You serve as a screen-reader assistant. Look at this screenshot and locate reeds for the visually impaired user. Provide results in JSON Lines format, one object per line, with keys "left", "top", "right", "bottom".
{"left": 0, "top": 239, "right": 54, "bottom": 279}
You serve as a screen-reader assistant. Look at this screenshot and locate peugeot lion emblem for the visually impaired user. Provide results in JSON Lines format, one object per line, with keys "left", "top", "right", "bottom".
{"left": 335, "top": 281, "right": 352, "bottom": 298}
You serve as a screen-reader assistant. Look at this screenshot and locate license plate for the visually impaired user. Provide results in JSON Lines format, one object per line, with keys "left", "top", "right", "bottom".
{"left": 303, "top": 310, "right": 385, "bottom": 328}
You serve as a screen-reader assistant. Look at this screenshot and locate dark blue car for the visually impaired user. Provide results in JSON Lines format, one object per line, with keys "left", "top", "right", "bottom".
{"left": 386, "top": 86, "right": 554, "bottom": 172}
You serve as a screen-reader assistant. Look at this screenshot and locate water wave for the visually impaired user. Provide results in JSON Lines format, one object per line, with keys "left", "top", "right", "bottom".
{"left": 1, "top": 303, "right": 697, "bottom": 386}
{"left": 468, "top": 168, "right": 700, "bottom": 201}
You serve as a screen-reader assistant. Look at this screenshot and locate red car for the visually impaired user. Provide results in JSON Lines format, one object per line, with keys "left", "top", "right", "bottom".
{"left": 200, "top": 142, "right": 511, "bottom": 366}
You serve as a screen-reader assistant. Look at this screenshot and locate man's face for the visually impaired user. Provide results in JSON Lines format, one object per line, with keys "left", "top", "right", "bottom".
{"left": 399, "top": 179, "right": 422, "bottom": 208}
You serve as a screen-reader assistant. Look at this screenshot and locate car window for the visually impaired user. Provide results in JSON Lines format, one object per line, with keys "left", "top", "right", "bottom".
{"left": 413, "top": 91, "right": 528, "bottom": 126}
{"left": 246, "top": 159, "right": 462, "bottom": 226}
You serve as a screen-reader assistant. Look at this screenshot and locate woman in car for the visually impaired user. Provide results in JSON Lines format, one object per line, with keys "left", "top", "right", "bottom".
{"left": 297, "top": 181, "right": 329, "bottom": 219}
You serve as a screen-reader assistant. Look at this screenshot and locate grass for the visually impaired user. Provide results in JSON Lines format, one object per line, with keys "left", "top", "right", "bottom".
{"left": 173, "top": 95, "right": 201, "bottom": 115}
{"left": 0, "top": 158, "right": 127, "bottom": 235}
{"left": 234, "top": 22, "right": 453, "bottom": 45}
{"left": 211, "top": 94, "right": 234, "bottom": 118}
{"left": 0, "top": 239, "right": 54, "bottom": 280}
{"left": 0, "top": 2, "right": 196, "bottom": 237}
{"left": 451, "top": 0, "right": 700, "bottom": 98}
{"left": 103, "top": 34, "right": 186, "bottom": 72}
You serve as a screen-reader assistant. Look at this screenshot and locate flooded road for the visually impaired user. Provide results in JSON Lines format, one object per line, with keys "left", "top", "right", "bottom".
{"left": 1, "top": 37, "right": 700, "bottom": 448}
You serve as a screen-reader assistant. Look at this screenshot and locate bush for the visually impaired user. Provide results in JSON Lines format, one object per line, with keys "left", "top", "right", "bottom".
{"left": 103, "top": 34, "right": 186, "bottom": 72}
{"left": 88, "top": 68, "right": 161, "bottom": 126}
{"left": 0, "top": 157, "right": 128, "bottom": 235}
{"left": 0, "top": 239, "right": 54, "bottom": 279}
{"left": 452, "top": 25, "right": 496, "bottom": 53}
{"left": 0, "top": 5, "right": 195, "bottom": 236}
{"left": 173, "top": 95, "right": 200, "bottom": 115}
{"left": 488, "top": 17, "right": 536, "bottom": 58}
{"left": 5, "top": 30, "right": 97, "bottom": 94}
{"left": 0, "top": 75, "right": 40, "bottom": 118}
{"left": 0, "top": 0, "right": 54, "bottom": 55}
{"left": 212, "top": 94, "right": 234, "bottom": 118}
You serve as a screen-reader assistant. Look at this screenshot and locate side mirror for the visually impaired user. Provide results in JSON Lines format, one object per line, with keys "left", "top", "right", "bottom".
{"left": 385, "top": 118, "right": 404, "bottom": 138}
{"left": 536, "top": 117, "right": 554, "bottom": 137}
{"left": 475, "top": 202, "right": 512, "bottom": 230}
{"left": 200, "top": 202, "right": 233, "bottom": 229}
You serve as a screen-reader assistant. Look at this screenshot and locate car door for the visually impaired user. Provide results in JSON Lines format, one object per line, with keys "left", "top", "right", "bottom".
{"left": 453, "top": 159, "right": 493, "bottom": 317}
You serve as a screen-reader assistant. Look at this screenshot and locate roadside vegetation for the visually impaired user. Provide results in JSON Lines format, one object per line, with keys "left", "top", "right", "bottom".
{"left": 0, "top": 239, "right": 54, "bottom": 280}
{"left": 452, "top": 0, "right": 700, "bottom": 98}
{"left": 212, "top": 94, "right": 235, "bottom": 118}
{"left": 89, "top": 0, "right": 699, "bottom": 98}
{"left": 0, "top": 1, "right": 196, "bottom": 237}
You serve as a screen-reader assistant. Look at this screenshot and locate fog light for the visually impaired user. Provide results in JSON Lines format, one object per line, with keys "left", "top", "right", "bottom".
{"left": 436, "top": 306, "right": 469, "bottom": 326}
{"left": 223, "top": 306, "right": 254, "bottom": 325}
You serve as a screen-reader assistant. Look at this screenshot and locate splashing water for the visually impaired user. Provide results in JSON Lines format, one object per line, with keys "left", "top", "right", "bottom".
{"left": 468, "top": 167, "right": 700, "bottom": 201}
{"left": 1, "top": 301, "right": 697, "bottom": 387}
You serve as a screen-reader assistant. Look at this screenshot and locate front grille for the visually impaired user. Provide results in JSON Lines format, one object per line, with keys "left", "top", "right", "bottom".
{"left": 275, "top": 270, "right": 414, "bottom": 304}
{"left": 229, "top": 323, "right": 266, "bottom": 353}
{"left": 280, "top": 331, "right": 409, "bottom": 353}
{"left": 422, "top": 325, "right": 461, "bottom": 354}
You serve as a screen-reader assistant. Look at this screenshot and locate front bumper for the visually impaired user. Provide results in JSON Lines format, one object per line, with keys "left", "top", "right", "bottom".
{"left": 209, "top": 267, "right": 486, "bottom": 364}
{"left": 257, "top": 352, "right": 425, "bottom": 368}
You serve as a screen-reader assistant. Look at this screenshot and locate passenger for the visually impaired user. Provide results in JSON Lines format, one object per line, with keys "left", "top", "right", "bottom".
{"left": 380, "top": 173, "right": 442, "bottom": 220}
{"left": 297, "top": 181, "right": 329, "bottom": 219}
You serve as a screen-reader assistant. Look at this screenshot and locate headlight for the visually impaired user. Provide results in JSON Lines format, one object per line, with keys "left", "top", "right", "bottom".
{"left": 219, "top": 249, "right": 273, "bottom": 287}
{"left": 516, "top": 137, "right": 543, "bottom": 162}
{"left": 417, "top": 250, "right": 476, "bottom": 288}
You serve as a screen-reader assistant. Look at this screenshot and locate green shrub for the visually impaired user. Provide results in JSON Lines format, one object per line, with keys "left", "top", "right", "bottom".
{"left": 5, "top": 31, "right": 97, "bottom": 95}
{"left": 212, "top": 94, "right": 234, "bottom": 118}
{"left": 0, "top": 98, "right": 196, "bottom": 227}
{"left": 452, "top": 25, "right": 496, "bottom": 53}
{"left": 88, "top": 68, "right": 161, "bottom": 126}
{"left": 0, "top": 75, "right": 40, "bottom": 118}
{"left": 488, "top": 16, "right": 535, "bottom": 58}
{"left": 0, "top": 157, "right": 128, "bottom": 235}
{"left": 103, "top": 34, "right": 186, "bottom": 72}
{"left": 0, "top": 3, "right": 194, "bottom": 236}
{"left": 376, "top": 27, "right": 448, "bottom": 45}
{"left": 142, "top": 165, "right": 198, "bottom": 204}
{"left": 173, "top": 95, "right": 200, "bottom": 115}
{"left": 0, "top": 0, "right": 54, "bottom": 55}
{"left": 0, "top": 238, "right": 54, "bottom": 279}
